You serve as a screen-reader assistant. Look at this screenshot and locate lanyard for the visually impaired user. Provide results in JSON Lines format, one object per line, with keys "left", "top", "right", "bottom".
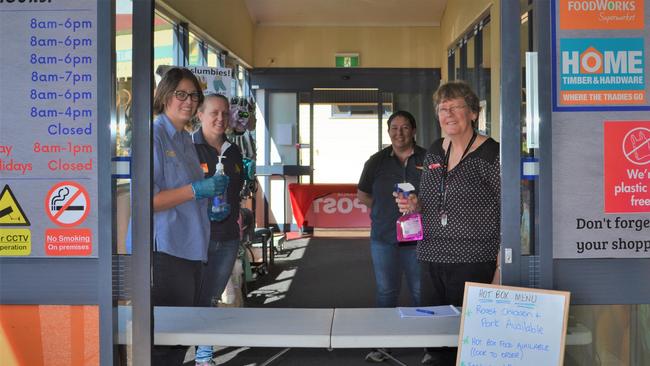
{"left": 438, "top": 131, "right": 478, "bottom": 220}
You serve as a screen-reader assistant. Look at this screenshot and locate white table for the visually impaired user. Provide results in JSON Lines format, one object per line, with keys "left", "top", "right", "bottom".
{"left": 330, "top": 308, "right": 460, "bottom": 348}
{"left": 118, "top": 306, "right": 333, "bottom": 348}
{"left": 118, "top": 306, "right": 592, "bottom": 365}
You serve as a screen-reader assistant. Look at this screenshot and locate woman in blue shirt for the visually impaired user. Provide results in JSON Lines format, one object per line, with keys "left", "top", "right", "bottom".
{"left": 151, "top": 67, "right": 228, "bottom": 365}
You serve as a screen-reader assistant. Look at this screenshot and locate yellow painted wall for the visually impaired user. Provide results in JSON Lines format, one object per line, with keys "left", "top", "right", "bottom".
{"left": 159, "top": 0, "right": 254, "bottom": 66}
{"left": 254, "top": 26, "right": 441, "bottom": 68}
{"left": 440, "top": 0, "right": 501, "bottom": 141}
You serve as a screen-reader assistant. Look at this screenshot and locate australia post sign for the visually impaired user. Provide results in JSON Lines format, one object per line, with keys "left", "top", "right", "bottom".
{"left": 304, "top": 193, "right": 370, "bottom": 228}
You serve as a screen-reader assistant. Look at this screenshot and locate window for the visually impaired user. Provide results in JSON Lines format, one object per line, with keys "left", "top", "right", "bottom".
{"left": 207, "top": 47, "right": 219, "bottom": 67}
{"left": 188, "top": 32, "right": 204, "bottom": 65}
{"left": 154, "top": 14, "right": 174, "bottom": 71}
{"left": 447, "top": 15, "right": 491, "bottom": 136}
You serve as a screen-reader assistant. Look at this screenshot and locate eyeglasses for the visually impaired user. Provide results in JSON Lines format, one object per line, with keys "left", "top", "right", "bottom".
{"left": 173, "top": 90, "right": 201, "bottom": 102}
{"left": 437, "top": 104, "right": 467, "bottom": 115}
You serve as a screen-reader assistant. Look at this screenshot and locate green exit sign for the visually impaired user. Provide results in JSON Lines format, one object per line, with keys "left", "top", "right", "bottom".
{"left": 335, "top": 53, "right": 359, "bottom": 68}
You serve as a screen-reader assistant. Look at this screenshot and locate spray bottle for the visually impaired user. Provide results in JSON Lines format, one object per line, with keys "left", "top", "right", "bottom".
{"left": 395, "top": 182, "right": 423, "bottom": 242}
{"left": 211, "top": 155, "right": 229, "bottom": 217}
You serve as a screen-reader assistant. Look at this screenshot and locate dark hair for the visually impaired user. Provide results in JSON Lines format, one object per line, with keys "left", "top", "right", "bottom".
{"left": 433, "top": 81, "right": 480, "bottom": 126}
{"left": 153, "top": 67, "right": 204, "bottom": 115}
{"left": 386, "top": 110, "right": 417, "bottom": 130}
{"left": 198, "top": 93, "right": 229, "bottom": 113}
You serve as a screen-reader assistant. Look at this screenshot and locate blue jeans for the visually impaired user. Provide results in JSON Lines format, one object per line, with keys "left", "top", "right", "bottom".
{"left": 370, "top": 239, "right": 421, "bottom": 307}
{"left": 195, "top": 238, "right": 240, "bottom": 363}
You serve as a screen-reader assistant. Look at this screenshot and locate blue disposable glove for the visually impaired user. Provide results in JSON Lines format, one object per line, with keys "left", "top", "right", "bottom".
{"left": 212, "top": 174, "right": 229, "bottom": 196}
{"left": 191, "top": 175, "right": 229, "bottom": 200}
{"left": 209, "top": 202, "right": 231, "bottom": 222}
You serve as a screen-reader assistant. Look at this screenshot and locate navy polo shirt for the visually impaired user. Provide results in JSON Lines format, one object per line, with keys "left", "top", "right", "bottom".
{"left": 358, "top": 145, "right": 426, "bottom": 244}
{"left": 192, "top": 128, "right": 245, "bottom": 242}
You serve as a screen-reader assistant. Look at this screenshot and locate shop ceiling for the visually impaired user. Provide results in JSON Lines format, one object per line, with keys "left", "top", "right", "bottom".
{"left": 244, "top": 0, "right": 447, "bottom": 26}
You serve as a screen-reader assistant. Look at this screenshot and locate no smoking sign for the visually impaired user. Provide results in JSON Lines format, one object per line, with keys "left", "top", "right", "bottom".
{"left": 45, "top": 181, "right": 90, "bottom": 227}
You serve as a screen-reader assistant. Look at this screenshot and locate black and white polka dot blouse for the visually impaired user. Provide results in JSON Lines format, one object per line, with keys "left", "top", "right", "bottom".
{"left": 417, "top": 137, "right": 500, "bottom": 263}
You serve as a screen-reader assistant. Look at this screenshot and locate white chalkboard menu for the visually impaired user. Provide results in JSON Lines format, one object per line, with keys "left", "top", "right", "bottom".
{"left": 457, "top": 282, "right": 570, "bottom": 366}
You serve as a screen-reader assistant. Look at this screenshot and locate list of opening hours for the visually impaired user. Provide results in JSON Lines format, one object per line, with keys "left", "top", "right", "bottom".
{"left": 0, "top": 0, "right": 99, "bottom": 258}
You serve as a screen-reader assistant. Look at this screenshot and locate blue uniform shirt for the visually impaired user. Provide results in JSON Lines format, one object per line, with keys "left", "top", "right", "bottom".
{"left": 153, "top": 113, "right": 210, "bottom": 261}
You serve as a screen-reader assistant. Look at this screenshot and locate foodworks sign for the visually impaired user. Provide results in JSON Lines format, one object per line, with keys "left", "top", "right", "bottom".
{"left": 559, "top": 0, "right": 644, "bottom": 29}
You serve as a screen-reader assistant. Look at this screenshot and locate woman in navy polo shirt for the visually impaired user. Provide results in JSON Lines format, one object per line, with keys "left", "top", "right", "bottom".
{"left": 192, "top": 94, "right": 245, "bottom": 366}
{"left": 151, "top": 67, "right": 228, "bottom": 365}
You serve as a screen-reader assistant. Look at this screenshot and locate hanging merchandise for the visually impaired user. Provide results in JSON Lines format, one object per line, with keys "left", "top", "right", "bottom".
{"left": 227, "top": 97, "right": 258, "bottom": 199}
{"left": 229, "top": 96, "right": 256, "bottom": 134}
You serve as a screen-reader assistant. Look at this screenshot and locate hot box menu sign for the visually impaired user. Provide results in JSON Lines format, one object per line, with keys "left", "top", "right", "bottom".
{"left": 0, "top": 0, "right": 98, "bottom": 257}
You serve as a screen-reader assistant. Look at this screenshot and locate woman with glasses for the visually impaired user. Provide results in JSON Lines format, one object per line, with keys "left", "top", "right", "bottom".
{"left": 396, "top": 81, "right": 500, "bottom": 366}
{"left": 152, "top": 67, "right": 229, "bottom": 365}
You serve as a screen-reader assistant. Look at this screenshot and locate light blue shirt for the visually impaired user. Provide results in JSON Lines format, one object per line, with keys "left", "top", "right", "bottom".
{"left": 153, "top": 113, "right": 210, "bottom": 261}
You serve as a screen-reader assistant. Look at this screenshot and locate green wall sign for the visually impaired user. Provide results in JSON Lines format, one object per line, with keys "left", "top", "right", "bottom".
{"left": 335, "top": 54, "right": 359, "bottom": 67}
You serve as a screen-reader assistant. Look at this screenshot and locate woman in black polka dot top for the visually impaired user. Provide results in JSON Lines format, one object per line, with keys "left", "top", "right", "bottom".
{"left": 396, "top": 81, "right": 500, "bottom": 365}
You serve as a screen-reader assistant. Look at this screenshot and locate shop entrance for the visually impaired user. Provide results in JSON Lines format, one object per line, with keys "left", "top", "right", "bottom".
{"left": 298, "top": 88, "right": 393, "bottom": 184}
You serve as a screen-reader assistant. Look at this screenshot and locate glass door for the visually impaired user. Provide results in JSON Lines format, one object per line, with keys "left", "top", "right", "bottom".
{"left": 306, "top": 89, "right": 393, "bottom": 183}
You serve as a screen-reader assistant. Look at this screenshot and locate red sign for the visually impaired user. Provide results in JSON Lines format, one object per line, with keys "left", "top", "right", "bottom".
{"left": 304, "top": 193, "right": 370, "bottom": 228}
{"left": 604, "top": 121, "right": 650, "bottom": 213}
{"left": 44, "top": 228, "right": 92, "bottom": 256}
{"left": 44, "top": 181, "right": 90, "bottom": 227}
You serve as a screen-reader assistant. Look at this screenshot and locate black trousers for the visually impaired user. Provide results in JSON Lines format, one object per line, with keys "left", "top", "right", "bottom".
{"left": 424, "top": 261, "right": 496, "bottom": 307}
{"left": 423, "top": 261, "right": 496, "bottom": 365}
{"left": 151, "top": 251, "right": 203, "bottom": 366}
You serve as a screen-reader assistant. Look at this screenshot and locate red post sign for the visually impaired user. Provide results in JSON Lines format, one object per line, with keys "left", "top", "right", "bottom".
{"left": 604, "top": 121, "right": 650, "bottom": 213}
{"left": 305, "top": 192, "right": 370, "bottom": 228}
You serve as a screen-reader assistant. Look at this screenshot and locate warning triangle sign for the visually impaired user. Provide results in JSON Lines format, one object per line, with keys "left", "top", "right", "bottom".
{"left": 0, "top": 185, "right": 30, "bottom": 226}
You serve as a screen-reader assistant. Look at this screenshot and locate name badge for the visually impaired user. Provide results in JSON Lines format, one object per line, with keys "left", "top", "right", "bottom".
{"left": 165, "top": 150, "right": 176, "bottom": 157}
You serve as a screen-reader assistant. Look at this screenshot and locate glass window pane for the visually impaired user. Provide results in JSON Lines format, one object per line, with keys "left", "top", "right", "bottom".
{"left": 566, "top": 304, "right": 650, "bottom": 365}
{"left": 454, "top": 48, "right": 461, "bottom": 81}
{"left": 188, "top": 32, "right": 201, "bottom": 65}
{"left": 236, "top": 65, "right": 244, "bottom": 97}
{"left": 381, "top": 94, "right": 394, "bottom": 148}
{"left": 478, "top": 21, "right": 491, "bottom": 136}
{"left": 313, "top": 103, "right": 378, "bottom": 183}
{"left": 467, "top": 35, "right": 476, "bottom": 90}
{"left": 154, "top": 15, "right": 174, "bottom": 70}
{"left": 115, "top": 1, "right": 135, "bottom": 364}
{"left": 207, "top": 48, "right": 218, "bottom": 67}
{"left": 520, "top": 9, "right": 533, "bottom": 256}
{"left": 115, "top": 0, "right": 133, "bottom": 158}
